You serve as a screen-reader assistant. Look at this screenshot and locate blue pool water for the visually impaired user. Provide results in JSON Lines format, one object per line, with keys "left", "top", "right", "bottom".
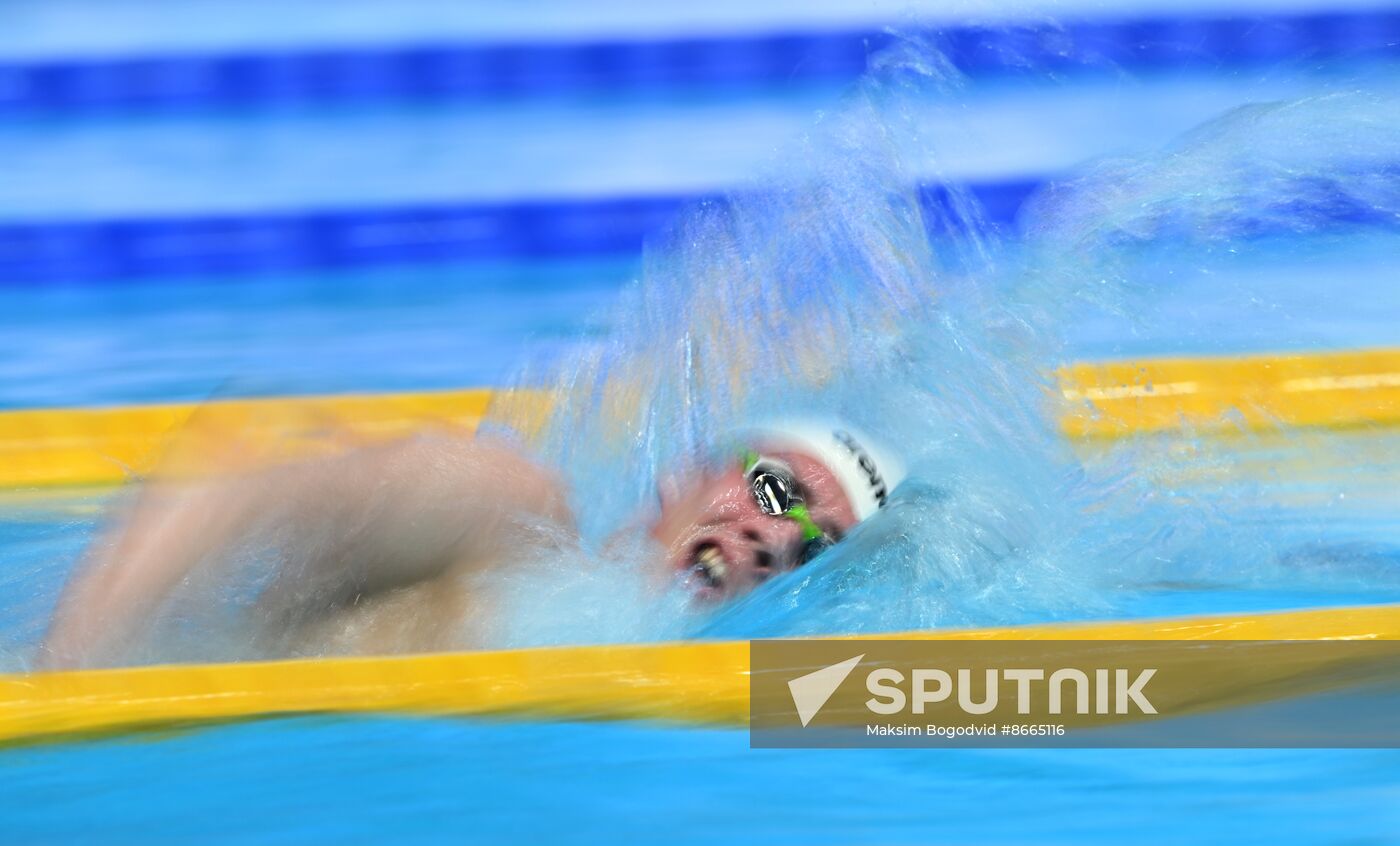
{"left": 3, "top": 718, "right": 1400, "bottom": 845}
{"left": 3, "top": 233, "right": 1400, "bottom": 409}
{"left": 3, "top": 3, "right": 1400, "bottom": 844}
{"left": 0, "top": 257, "right": 632, "bottom": 408}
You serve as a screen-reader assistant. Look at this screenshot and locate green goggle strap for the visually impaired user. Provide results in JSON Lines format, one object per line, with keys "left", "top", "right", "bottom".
{"left": 785, "top": 503, "right": 826, "bottom": 542}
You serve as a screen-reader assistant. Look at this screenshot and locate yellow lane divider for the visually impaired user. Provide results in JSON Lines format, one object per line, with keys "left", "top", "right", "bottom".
{"left": 0, "top": 389, "right": 497, "bottom": 489}
{"left": 0, "top": 348, "right": 1397, "bottom": 489}
{"left": 1058, "top": 347, "right": 1400, "bottom": 438}
{"left": 2, "top": 603, "right": 1396, "bottom": 747}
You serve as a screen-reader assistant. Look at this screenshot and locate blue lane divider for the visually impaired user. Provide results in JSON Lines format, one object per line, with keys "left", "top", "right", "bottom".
{"left": 1, "top": 10, "right": 1397, "bottom": 115}
{"left": 6, "top": 172, "right": 1395, "bottom": 284}
{"left": 0, "top": 182, "right": 1036, "bottom": 283}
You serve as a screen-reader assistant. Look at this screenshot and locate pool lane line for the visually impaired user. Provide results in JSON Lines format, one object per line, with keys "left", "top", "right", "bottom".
{"left": 9, "top": 170, "right": 1400, "bottom": 283}
{"left": 0, "top": 388, "right": 501, "bottom": 490}
{"left": 1056, "top": 347, "right": 1400, "bottom": 439}
{"left": 1, "top": 183, "right": 1043, "bottom": 284}
{"left": 3, "top": 9, "right": 1397, "bottom": 117}
{"left": 0, "top": 347, "right": 1397, "bottom": 490}
{"left": 1, "top": 602, "right": 1397, "bottom": 747}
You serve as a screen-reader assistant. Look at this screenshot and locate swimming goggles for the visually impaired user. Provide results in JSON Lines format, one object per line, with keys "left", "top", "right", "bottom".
{"left": 741, "top": 450, "right": 838, "bottom": 563}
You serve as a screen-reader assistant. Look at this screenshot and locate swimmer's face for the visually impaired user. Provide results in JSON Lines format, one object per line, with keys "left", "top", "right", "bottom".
{"left": 651, "top": 450, "right": 859, "bottom": 602}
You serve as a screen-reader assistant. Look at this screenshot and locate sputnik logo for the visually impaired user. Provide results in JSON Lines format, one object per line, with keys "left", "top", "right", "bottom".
{"left": 787, "top": 654, "right": 865, "bottom": 727}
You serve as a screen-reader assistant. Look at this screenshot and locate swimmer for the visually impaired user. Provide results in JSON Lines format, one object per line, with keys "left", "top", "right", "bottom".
{"left": 41, "top": 420, "right": 903, "bottom": 667}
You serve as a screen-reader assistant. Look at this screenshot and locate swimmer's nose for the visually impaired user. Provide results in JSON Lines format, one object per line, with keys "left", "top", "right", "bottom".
{"left": 735, "top": 516, "right": 806, "bottom": 577}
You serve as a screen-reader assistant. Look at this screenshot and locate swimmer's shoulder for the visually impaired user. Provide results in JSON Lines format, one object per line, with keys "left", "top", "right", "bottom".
{"left": 376, "top": 431, "right": 575, "bottom": 531}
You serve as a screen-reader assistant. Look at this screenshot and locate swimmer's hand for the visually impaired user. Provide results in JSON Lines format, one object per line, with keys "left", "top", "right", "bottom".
{"left": 40, "top": 435, "right": 572, "bottom": 669}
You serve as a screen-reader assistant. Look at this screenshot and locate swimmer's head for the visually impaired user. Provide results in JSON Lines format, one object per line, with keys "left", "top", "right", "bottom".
{"left": 650, "top": 421, "right": 906, "bottom": 602}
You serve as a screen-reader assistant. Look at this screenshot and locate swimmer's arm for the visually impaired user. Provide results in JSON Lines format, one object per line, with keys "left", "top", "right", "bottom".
{"left": 41, "top": 436, "right": 571, "bottom": 668}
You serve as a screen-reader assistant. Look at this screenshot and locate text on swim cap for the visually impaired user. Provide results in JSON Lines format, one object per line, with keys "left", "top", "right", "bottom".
{"left": 832, "top": 430, "right": 888, "bottom": 507}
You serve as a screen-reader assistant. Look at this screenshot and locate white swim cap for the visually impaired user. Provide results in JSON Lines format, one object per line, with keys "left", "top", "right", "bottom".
{"left": 736, "top": 420, "right": 907, "bottom": 521}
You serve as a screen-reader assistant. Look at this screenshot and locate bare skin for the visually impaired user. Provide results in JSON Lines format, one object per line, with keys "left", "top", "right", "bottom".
{"left": 42, "top": 434, "right": 571, "bottom": 668}
{"left": 42, "top": 437, "right": 857, "bottom": 668}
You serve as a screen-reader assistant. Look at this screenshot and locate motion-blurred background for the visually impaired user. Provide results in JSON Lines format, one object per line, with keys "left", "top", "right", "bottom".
{"left": 4, "top": 0, "right": 1398, "bottom": 409}
{"left": 4, "top": 4, "right": 1400, "bottom": 845}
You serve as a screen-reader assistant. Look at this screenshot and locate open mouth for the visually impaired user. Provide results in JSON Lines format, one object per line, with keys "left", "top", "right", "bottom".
{"left": 687, "top": 542, "right": 729, "bottom": 592}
